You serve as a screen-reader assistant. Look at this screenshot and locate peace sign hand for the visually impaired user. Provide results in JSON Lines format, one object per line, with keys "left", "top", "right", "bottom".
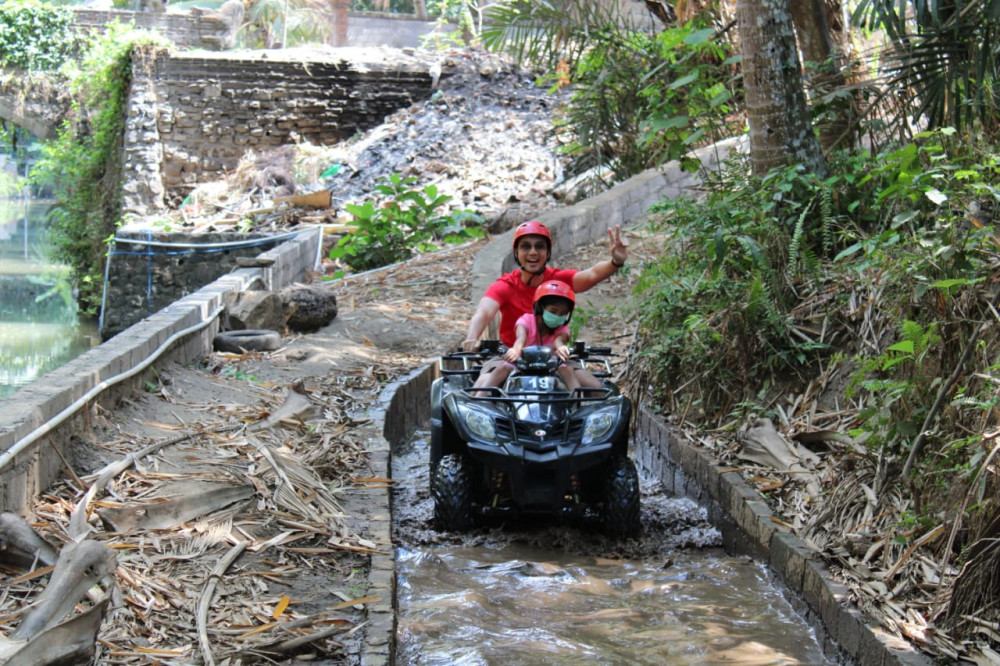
{"left": 607, "top": 225, "right": 628, "bottom": 266}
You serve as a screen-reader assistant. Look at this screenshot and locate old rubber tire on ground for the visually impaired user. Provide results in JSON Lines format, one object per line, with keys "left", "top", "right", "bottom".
{"left": 213, "top": 329, "right": 282, "bottom": 353}
{"left": 432, "top": 453, "right": 474, "bottom": 531}
{"left": 601, "top": 456, "right": 641, "bottom": 538}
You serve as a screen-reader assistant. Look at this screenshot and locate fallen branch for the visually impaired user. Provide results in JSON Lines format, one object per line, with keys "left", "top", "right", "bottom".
{"left": 903, "top": 290, "right": 1000, "bottom": 480}
{"left": 197, "top": 538, "right": 247, "bottom": 666}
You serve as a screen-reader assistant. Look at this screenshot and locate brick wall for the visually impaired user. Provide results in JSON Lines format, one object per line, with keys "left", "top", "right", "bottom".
{"left": 71, "top": 8, "right": 233, "bottom": 50}
{"left": 100, "top": 227, "right": 322, "bottom": 338}
{"left": 121, "top": 47, "right": 437, "bottom": 214}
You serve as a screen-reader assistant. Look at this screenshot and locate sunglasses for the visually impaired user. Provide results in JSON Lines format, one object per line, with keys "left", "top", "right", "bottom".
{"left": 518, "top": 241, "right": 549, "bottom": 252}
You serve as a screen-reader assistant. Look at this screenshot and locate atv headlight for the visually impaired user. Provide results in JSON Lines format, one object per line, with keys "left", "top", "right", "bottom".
{"left": 460, "top": 406, "right": 496, "bottom": 441}
{"left": 582, "top": 409, "right": 616, "bottom": 445}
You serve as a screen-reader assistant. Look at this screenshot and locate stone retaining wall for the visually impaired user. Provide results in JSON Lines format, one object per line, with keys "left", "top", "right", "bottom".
{"left": 122, "top": 48, "right": 438, "bottom": 214}
{"left": 0, "top": 230, "right": 320, "bottom": 514}
{"left": 100, "top": 227, "right": 321, "bottom": 338}
{"left": 71, "top": 8, "right": 233, "bottom": 50}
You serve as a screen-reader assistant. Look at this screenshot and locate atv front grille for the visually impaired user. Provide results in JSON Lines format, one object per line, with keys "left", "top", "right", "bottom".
{"left": 495, "top": 418, "right": 584, "bottom": 443}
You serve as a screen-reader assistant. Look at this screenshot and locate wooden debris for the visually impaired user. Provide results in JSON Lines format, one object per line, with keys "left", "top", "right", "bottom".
{"left": 12, "top": 540, "right": 116, "bottom": 641}
{"left": 0, "top": 513, "right": 58, "bottom": 569}
{"left": 97, "top": 483, "right": 253, "bottom": 533}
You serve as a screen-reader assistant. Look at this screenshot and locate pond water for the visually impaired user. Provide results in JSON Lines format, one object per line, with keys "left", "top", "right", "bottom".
{"left": 0, "top": 196, "right": 99, "bottom": 398}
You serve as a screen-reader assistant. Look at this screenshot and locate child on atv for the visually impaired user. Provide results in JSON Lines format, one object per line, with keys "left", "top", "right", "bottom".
{"left": 471, "top": 281, "right": 603, "bottom": 395}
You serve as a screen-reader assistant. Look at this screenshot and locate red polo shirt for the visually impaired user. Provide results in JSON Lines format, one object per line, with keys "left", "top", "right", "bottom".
{"left": 484, "top": 267, "right": 578, "bottom": 346}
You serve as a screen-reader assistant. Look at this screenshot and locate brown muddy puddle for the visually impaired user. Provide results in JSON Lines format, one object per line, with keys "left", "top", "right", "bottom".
{"left": 392, "top": 433, "right": 833, "bottom": 665}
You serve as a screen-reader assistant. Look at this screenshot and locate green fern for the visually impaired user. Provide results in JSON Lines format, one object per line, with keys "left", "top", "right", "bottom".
{"left": 785, "top": 205, "right": 809, "bottom": 283}
{"left": 819, "top": 183, "right": 835, "bottom": 255}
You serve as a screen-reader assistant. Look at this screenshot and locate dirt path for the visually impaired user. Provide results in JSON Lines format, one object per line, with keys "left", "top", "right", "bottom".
{"left": 7, "top": 228, "right": 655, "bottom": 664}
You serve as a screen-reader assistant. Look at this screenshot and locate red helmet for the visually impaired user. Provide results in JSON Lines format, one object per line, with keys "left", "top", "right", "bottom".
{"left": 533, "top": 280, "right": 575, "bottom": 305}
{"left": 512, "top": 221, "right": 551, "bottom": 251}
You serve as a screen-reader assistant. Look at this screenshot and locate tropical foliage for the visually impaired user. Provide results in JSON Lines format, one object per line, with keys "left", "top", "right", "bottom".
{"left": 0, "top": 0, "right": 78, "bottom": 70}
{"left": 852, "top": 0, "right": 1000, "bottom": 137}
{"left": 633, "top": 128, "right": 1000, "bottom": 436}
{"left": 329, "top": 173, "right": 484, "bottom": 274}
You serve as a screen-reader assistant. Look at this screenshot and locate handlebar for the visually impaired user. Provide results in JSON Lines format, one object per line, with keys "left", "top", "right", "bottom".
{"left": 454, "top": 340, "right": 616, "bottom": 359}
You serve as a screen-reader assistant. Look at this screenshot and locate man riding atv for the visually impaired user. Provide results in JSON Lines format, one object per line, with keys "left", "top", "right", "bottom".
{"left": 432, "top": 220, "right": 639, "bottom": 537}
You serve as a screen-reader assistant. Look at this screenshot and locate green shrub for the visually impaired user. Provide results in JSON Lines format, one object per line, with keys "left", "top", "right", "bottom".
{"left": 0, "top": 0, "right": 79, "bottom": 70}
{"left": 638, "top": 132, "right": 1000, "bottom": 420}
{"left": 329, "top": 173, "right": 484, "bottom": 274}
{"left": 29, "top": 27, "right": 168, "bottom": 314}
{"left": 632, "top": 129, "right": 1000, "bottom": 479}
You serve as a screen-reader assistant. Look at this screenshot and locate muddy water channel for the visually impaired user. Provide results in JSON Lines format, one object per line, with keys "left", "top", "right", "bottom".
{"left": 392, "top": 432, "right": 833, "bottom": 665}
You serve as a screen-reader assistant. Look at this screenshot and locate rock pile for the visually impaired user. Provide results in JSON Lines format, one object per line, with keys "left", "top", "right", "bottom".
{"left": 172, "top": 47, "right": 573, "bottom": 236}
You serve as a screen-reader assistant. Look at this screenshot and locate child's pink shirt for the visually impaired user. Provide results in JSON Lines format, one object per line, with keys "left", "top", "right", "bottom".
{"left": 514, "top": 313, "right": 570, "bottom": 350}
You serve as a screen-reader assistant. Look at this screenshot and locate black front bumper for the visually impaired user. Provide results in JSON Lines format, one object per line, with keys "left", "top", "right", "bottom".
{"left": 466, "top": 439, "right": 614, "bottom": 512}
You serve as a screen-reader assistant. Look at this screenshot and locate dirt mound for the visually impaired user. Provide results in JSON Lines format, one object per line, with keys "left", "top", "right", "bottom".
{"left": 324, "top": 49, "right": 573, "bottom": 232}
{"left": 176, "top": 48, "right": 574, "bottom": 236}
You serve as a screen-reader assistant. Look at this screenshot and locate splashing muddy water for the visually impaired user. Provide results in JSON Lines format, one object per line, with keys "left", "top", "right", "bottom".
{"left": 392, "top": 433, "right": 833, "bottom": 665}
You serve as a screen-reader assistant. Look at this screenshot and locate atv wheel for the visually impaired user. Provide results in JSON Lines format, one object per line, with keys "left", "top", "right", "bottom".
{"left": 432, "top": 454, "right": 474, "bottom": 531}
{"left": 601, "top": 457, "right": 641, "bottom": 538}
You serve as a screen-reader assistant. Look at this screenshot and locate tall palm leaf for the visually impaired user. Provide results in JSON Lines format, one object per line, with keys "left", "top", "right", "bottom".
{"left": 481, "top": 0, "right": 634, "bottom": 71}
{"left": 852, "top": 0, "right": 1000, "bottom": 135}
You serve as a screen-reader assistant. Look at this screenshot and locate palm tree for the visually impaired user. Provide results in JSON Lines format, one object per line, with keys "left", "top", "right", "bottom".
{"left": 736, "top": 0, "right": 828, "bottom": 176}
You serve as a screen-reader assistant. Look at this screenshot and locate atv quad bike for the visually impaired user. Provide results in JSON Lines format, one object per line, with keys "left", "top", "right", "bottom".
{"left": 429, "top": 341, "right": 640, "bottom": 538}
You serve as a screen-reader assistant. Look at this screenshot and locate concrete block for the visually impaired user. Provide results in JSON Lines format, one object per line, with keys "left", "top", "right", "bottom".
{"left": 802, "top": 557, "right": 843, "bottom": 639}
{"left": 838, "top": 604, "right": 867, "bottom": 660}
{"left": 769, "top": 530, "right": 809, "bottom": 594}
{"left": 741, "top": 499, "right": 775, "bottom": 557}
{"left": 693, "top": 449, "right": 720, "bottom": 502}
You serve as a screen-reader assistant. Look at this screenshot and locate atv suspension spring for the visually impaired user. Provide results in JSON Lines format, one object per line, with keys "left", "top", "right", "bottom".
{"left": 490, "top": 470, "right": 506, "bottom": 508}
{"left": 568, "top": 474, "right": 581, "bottom": 504}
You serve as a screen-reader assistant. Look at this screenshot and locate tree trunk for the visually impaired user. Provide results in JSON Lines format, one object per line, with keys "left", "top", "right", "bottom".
{"left": 788, "top": 0, "right": 854, "bottom": 150}
{"left": 737, "top": 0, "right": 829, "bottom": 177}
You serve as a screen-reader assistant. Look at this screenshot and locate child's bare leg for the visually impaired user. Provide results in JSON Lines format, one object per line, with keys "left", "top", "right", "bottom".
{"left": 557, "top": 364, "right": 580, "bottom": 393}
{"left": 575, "top": 368, "right": 604, "bottom": 391}
{"left": 472, "top": 364, "right": 512, "bottom": 397}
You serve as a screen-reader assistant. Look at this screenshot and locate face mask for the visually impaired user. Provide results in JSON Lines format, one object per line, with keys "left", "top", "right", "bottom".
{"left": 542, "top": 310, "right": 568, "bottom": 328}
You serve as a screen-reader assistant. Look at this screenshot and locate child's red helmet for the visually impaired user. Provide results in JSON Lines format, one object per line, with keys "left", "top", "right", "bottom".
{"left": 512, "top": 221, "right": 552, "bottom": 251}
{"left": 533, "top": 280, "right": 575, "bottom": 305}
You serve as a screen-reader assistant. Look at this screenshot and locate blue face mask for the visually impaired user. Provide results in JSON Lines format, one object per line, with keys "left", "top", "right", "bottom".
{"left": 542, "top": 310, "right": 568, "bottom": 328}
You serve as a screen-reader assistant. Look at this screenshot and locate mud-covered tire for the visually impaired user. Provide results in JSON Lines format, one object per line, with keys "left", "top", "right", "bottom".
{"left": 213, "top": 329, "right": 282, "bottom": 353}
{"left": 432, "top": 454, "right": 474, "bottom": 531}
{"left": 601, "top": 456, "right": 641, "bottom": 538}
